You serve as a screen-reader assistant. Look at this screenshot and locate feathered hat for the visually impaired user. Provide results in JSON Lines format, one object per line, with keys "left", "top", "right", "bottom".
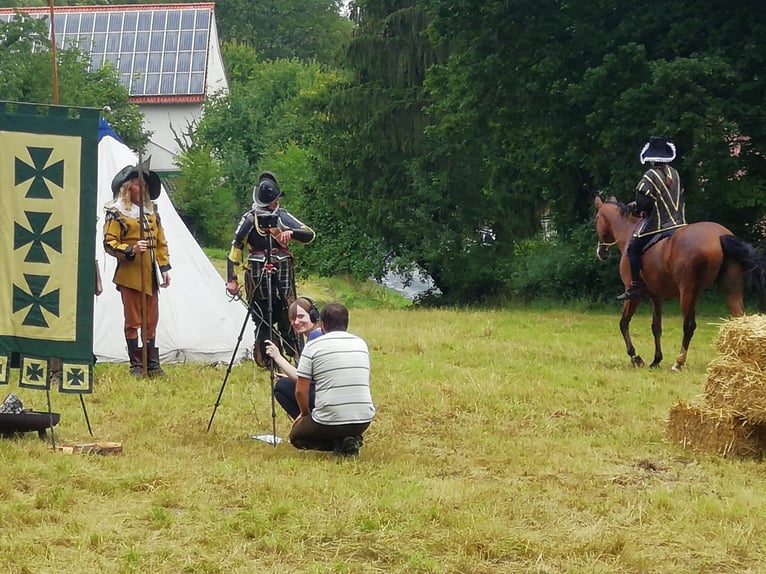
{"left": 111, "top": 156, "right": 162, "bottom": 200}
{"left": 640, "top": 137, "right": 676, "bottom": 165}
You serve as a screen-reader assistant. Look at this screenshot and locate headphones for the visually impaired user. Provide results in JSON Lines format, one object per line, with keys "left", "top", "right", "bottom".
{"left": 300, "top": 297, "right": 320, "bottom": 323}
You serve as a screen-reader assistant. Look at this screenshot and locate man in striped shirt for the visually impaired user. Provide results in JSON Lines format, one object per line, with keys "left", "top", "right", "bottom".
{"left": 290, "top": 302, "right": 375, "bottom": 456}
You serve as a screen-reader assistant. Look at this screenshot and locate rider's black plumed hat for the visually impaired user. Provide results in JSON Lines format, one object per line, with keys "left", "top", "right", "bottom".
{"left": 640, "top": 137, "right": 676, "bottom": 165}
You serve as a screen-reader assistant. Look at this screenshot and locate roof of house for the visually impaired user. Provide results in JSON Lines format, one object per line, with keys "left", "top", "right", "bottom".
{"left": 0, "top": 3, "right": 216, "bottom": 104}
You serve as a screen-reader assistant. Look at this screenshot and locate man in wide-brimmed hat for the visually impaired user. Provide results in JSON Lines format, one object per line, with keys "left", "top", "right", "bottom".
{"left": 103, "top": 158, "right": 171, "bottom": 376}
{"left": 617, "top": 137, "right": 687, "bottom": 300}
{"left": 225, "top": 171, "right": 315, "bottom": 367}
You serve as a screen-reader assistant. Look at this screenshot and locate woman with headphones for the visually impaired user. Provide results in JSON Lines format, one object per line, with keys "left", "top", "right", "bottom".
{"left": 264, "top": 297, "right": 322, "bottom": 420}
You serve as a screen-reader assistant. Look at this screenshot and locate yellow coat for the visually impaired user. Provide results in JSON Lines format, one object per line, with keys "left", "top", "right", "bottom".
{"left": 103, "top": 201, "right": 171, "bottom": 295}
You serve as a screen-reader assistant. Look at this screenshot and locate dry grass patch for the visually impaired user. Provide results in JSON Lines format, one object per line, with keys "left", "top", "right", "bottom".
{"left": 2, "top": 307, "right": 766, "bottom": 573}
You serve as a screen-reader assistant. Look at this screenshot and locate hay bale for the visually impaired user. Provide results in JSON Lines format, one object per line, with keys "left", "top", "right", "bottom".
{"left": 665, "top": 401, "right": 766, "bottom": 459}
{"left": 704, "top": 356, "right": 766, "bottom": 423}
{"left": 714, "top": 314, "right": 766, "bottom": 364}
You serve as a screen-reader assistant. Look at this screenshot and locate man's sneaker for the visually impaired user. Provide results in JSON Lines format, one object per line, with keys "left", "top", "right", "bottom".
{"left": 333, "top": 436, "right": 360, "bottom": 457}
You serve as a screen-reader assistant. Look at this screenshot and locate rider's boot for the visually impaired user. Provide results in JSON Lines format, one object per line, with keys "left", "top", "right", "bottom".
{"left": 616, "top": 281, "right": 642, "bottom": 301}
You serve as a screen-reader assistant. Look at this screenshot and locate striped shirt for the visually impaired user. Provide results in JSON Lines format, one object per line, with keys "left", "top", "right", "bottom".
{"left": 296, "top": 331, "right": 375, "bottom": 425}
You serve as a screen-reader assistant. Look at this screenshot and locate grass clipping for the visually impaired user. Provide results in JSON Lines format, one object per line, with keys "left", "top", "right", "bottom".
{"left": 666, "top": 314, "right": 766, "bottom": 458}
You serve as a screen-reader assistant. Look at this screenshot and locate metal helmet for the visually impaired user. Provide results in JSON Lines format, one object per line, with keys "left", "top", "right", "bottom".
{"left": 252, "top": 171, "right": 283, "bottom": 207}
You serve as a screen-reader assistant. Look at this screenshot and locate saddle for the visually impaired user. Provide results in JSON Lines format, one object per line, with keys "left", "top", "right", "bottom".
{"left": 642, "top": 227, "right": 679, "bottom": 254}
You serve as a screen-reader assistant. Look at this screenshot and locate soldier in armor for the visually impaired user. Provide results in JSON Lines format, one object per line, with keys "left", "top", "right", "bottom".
{"left": 617, "top": 137, "right": 687, "bottom": 300}
{"left": 226, "top": 172, "right": 315, "bottom": 366}
{"left": 103, "top": 160, "right": 171, "bottom": 376}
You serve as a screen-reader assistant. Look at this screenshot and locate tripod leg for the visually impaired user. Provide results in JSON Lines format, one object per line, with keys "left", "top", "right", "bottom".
{"left": 45, "top": 388, "right": 56, "bottom": 450}
{"left": 80, "top": 394, "right": 94, "bottom": 437}
{"left": 207, "top": 298, "right": 254, "bottom": 432}
{"left": 266, "top": 262, "right": 279, "bottom": 447}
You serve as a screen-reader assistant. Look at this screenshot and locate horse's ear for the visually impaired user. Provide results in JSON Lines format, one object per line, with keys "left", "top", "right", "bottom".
{"left": 594, "top": 196, "right": 603, "bottom": 208}
{"left": 608, "top": 195, "right": 617, "bottom": 202}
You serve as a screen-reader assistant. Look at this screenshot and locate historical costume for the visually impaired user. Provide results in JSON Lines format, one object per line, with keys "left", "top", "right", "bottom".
{"left": 226, "top": 172, "right": 315, "bottom": 366}
{"left": 617, "top": 137, "right": 687, "bottom": 300}
{"left": 103, "top": 159, "right": 171, "bottom": 376}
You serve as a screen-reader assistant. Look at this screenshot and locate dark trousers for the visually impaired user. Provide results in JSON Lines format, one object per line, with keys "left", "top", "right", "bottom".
{"left": 626, "top": 234, "right": 653, "bottom": 284}
{"left": 289, "top": 418, "right": 371, "bottom": 452}
{"left": 274, "top": 376, "right": 315, "bottom": 420}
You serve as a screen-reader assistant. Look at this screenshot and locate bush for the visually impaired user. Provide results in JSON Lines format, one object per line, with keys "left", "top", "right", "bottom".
{"left": 507, "top": 223, "right": 623, "bottom": 302}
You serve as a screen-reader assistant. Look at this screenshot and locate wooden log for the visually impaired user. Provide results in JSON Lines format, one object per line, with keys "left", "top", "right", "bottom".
{"left": 55, "top": 442, "right": 123, "bottom": 455}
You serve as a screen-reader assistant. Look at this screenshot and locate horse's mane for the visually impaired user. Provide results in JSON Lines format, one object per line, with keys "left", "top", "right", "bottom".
{"left": 601, "top": 196, "right": 631, "bottom": 216}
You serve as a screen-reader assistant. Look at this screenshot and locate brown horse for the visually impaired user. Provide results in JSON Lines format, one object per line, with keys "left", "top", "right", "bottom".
{"left": 594, "top": 195, "right": 765, "bottom": 370}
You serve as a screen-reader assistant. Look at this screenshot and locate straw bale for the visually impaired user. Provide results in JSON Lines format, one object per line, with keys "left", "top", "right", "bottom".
{"left": 665, "top": 401, "right": 766, "bottom": 459}
{"left": 714, "top": 314, "right": 766, "bottom": 364}
{"left": 704, "top": 356, "right": 766, "bottom": 423}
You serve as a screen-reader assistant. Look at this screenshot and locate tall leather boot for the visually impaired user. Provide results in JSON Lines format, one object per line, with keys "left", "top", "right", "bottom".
{"left": 127, "top": 338, "right": 144, "bottom": 377}
{"left": 146, "top": 339, "right": 165, "bottom": 378}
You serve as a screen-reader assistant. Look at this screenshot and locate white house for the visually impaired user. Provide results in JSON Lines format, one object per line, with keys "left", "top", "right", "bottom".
{"left": 0, "top": 3, "right": 228, "bottom": 174}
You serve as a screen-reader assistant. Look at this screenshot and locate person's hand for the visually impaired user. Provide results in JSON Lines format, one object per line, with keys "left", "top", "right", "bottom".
{"left": 626, "top": 201, "right": 638, "bottom": 214}
{"left": 226, "top": 279, "right": 239, "bottom": 296}
{"left": 272, "top": 229, "right": 293, "bottom": 246}
{"left": 292, "top": 413, "right": 304, "bottom": 427}
{"left": 134, "top": 239, "right": 149, "bottom": 253}
{"left": 160, "top": 271, "right": 170, "bottom": 288}
{"left": 264, "top": 339, "right": 280, "bottom": 359}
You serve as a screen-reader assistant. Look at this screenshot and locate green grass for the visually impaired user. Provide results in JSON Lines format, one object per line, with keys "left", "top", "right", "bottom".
{"left": 2, "top": 297, "right": 765, "bottom": 573}
{"left": 3, "top": 256, "right": 764, "bottom": 572}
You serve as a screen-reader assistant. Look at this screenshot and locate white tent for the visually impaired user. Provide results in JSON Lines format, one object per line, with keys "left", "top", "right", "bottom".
{"left": 94, "top": 130, "right": 254, "bottom": 364}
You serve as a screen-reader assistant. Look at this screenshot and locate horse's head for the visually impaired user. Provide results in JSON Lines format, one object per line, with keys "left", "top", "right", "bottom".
{"left": 594, "top": 196, "right": 621, "bottom": 261}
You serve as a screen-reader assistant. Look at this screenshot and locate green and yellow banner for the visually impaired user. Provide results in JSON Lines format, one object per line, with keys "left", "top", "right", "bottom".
{"left": 0, "top": 102, "right": 99, "bottom": 394}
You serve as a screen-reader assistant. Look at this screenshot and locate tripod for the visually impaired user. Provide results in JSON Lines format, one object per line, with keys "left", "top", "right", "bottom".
{"left": 206, "top": 221, "right": 292, "bottom": 444}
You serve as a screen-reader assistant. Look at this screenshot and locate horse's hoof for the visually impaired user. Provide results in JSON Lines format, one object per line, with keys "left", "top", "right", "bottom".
{"left": 649, "top": 361, "right": 662, "bottom": 369}
{"left": 631, "top": 356, "right": 645, "bottom": 368}
{"left": 671, "top": 363, "right": 684, "bottom": 372}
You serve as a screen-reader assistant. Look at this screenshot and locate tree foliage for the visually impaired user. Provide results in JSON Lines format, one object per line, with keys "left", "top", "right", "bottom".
{"left": 0, "top": 12, "right": 146, "bottom": 150}
{"left": 310, "top": 0, "right": 766, "bottom": 302}
{"left": 175, "top": 48, "right": 386, "bottom": 277}
{"left": 214, "top": 0, "right": 353, "bottom": 64}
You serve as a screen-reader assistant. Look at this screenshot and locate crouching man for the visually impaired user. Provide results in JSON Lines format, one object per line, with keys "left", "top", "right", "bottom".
{"left": 290, "top": 302, "right": 375, "bottom": 457}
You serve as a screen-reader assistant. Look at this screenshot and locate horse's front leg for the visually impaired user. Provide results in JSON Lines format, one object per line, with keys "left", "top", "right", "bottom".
{"left": 649, "top": 297, "right": 663, "bottom": 368}
{"left": 619, "top": 299, "right": 644, "bottom": 367}
{"left": 672, "top": 291, "right": 698, "bottom": 372}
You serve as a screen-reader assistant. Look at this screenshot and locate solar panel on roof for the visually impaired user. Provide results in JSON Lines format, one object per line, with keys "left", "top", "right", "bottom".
{"left": 0, "top": 5, "right": 212, "bottom": 98}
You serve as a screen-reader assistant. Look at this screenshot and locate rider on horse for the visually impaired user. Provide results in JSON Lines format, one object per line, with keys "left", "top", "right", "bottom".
{"left": 617, "top": 137, "right": 688, "bottom": 300}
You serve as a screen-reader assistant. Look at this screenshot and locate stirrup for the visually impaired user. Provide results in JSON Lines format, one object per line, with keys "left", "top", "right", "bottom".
{"left": 616, "top": 286, "right": 641, "bottom": 301}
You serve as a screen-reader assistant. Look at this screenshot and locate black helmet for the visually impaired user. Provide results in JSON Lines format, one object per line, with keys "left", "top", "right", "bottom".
{"left": 111, "top": 156, "right": 161, "bottom": 200}
{"left": 252, "top": 171, "right": 283, "bottom": 207}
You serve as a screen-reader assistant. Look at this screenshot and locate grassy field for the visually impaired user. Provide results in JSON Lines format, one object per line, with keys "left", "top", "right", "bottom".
{"left": 2, "top": 289, "right": 766, "bottom": 573}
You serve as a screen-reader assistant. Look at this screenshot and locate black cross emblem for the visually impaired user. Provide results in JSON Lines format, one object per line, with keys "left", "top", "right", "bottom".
{"left": 12, "top": 274, "right": 60, "bottom": 327}
{"left": 14, "top": 211, "right": 63, "bottom": 263}
{"left": 15, "top": 147, "right": 65, "bottom": 199}
{"left": 65, "top": 368, "right": 85, "bottom": 387}
{"left": 25, "top": 361, "right": 45, "bottom": 382}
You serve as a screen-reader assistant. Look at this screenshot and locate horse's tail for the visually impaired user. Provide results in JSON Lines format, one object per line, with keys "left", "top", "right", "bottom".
{"left": 720, "top": 234, "right": 766, "bottom": 311}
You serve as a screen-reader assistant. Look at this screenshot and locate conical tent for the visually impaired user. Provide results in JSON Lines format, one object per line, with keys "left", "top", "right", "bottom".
{"left": 94, "top": 124, "right": 254, "bottom": 364}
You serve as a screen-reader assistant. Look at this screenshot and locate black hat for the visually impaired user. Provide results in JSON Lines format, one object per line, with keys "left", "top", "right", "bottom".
{"left": 252, "top": 171, "right": 283, "bottom": 207}
{"left": 640, "top": 137, "right": 676, "bottom": 165}
{"left": 111, "top": 156, "right": 161, "bottom": 200}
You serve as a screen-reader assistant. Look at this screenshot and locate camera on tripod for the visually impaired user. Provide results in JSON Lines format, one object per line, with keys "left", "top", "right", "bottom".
{"left": 256, "top": 208, "right": 280, "bottom": 230}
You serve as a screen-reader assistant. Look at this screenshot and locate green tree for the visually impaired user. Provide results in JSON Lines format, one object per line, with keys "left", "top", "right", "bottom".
{"left": 0, "top": 12, "right": 146, "bottom": 150}
{"left": 425, "top": 0, "right": 766, "bottom": 240}
{"left": 214, "top": 0, "right": 353, "bottom": 64}
{"left": 178, "top": 50, "right": 386, "bottom": 278}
